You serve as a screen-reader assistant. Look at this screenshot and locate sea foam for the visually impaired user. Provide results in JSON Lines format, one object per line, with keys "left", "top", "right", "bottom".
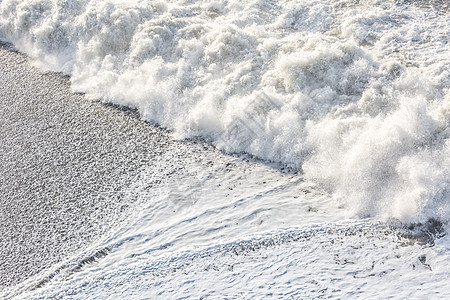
{"left": 1, "top": 0, "right": 448, "bottom": 222}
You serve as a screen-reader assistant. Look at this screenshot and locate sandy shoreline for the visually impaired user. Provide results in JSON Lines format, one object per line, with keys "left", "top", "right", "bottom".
{"left": 0, "top": 42, "right": 174, "bottom": 288}
{"left": 0, "top": 42, "right": 284, "bottom": 290}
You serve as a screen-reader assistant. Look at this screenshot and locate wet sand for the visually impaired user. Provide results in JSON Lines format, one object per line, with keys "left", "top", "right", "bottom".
{"left": 0, "top": 42, "right": 172, "bottom": 288}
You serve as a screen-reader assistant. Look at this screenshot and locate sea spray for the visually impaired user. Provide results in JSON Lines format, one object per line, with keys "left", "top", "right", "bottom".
{"left": 1, "top": 0, "right": 448, "bottom": 222}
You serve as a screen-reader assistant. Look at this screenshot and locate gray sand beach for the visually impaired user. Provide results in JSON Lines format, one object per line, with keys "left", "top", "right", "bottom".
{"left": 0, "top": 42, "right": 258, "bottom": 290}
{"left": 0, "top": 42, "right": 173, "bottom": 288}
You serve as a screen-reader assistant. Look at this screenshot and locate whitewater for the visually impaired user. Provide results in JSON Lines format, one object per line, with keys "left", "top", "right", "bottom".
{"left": 1, "top": 0, "right": 449, "bottom": 222}
{"left": 0, "top": 0, "right": 449, "bottom": 298}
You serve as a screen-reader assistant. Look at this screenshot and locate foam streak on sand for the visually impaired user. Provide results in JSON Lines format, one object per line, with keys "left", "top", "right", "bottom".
{"left": 0, "top": 1, "right": 449, "bottom": 220}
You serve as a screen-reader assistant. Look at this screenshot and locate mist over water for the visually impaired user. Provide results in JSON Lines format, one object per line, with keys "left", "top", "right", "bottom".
{"left": 0, "top": 0, "right": 448, "bottom": 223}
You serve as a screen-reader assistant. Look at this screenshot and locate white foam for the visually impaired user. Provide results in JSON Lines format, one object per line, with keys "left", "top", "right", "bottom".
{"left": 1, "top": 0, "right": 448, "bottom": 222}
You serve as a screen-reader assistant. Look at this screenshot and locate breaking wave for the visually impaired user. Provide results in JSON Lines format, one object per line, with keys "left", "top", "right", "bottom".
{"left": 1, "top": 0, "right": 448, "bottom": 222}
